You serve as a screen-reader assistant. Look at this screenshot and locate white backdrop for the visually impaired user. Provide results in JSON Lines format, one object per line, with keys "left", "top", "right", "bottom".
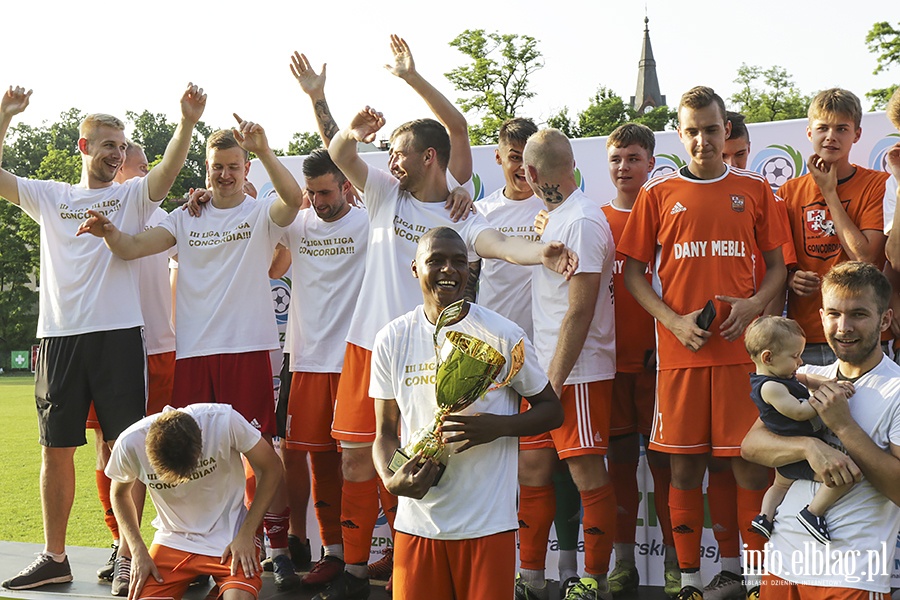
{"left": 259, "top": 113, "right": 899, "bottom": 582}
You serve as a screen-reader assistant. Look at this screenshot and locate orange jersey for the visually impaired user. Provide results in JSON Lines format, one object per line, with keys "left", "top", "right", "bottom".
{"left": 602, "top": 203, "right": 656, "bottom": 372}
{"left": 752, "top": 196, "right": 798, "bottom": 290}
{"left": 780, "top": 166, "right": 890, "bottom": 343}
{"left": 618, "top": 167, "right": 791, "bottom": 370}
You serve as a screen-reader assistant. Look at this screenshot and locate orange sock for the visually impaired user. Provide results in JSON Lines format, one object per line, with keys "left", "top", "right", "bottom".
{"left": 648, "top": 462, "right": 673, "bottom": 547}
{"left": 310, "top": 451, "right": 343, "bottom": 547}
{"left": 377, "top": 478, "right": 398, "bottom": 534}
{"left": 96, "top": 470, "right": 118, "bottom": 540}
{"left": 707, "top": 470, "right": 740, "bottom": 559}
{"left": 609, "top": 460, "right": 639, "bottom": 544}
{"left": 669, "top": 485, "right": 704, "bottom": 570}
{"left": 581, "top": 484, "right": 616, "bottom": 576}
{"left": 737, "top": 485, "right": 768, "bottom": 556}
{"left": 518, "top": 485, "right": 556, "bottom": 570}
{"left": 342, "top": 478, "right": 379, "bottom": 565}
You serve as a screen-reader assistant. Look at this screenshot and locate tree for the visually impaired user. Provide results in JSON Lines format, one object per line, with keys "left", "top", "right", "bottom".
{"left": 445, "top": 29, "right": 544, "bottom": 145}
{"left": 865, "top": 21, "right": 900, "bottom": 110}
{"left": 287, "top": 131, "right": 323, "bottom": 156}
{"left": 0, "top": 201, "right": 39, "bottom": 369}
{"left": 547, "top": 87, "right": 676, "bottom": 138}
{"left": 730, "top": 64, "right": 811, "bottom": 123}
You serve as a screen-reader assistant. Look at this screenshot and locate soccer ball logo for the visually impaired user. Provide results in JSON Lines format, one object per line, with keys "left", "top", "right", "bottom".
{"left": 761, "top": 157, "right": 793, "bottom": 189}
{"left": 271, "top": 279, "right": 291, "bottom": 325}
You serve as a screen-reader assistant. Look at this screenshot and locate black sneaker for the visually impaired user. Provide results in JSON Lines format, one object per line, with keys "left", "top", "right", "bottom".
{"left": 111, "top": 556, "right": 131, "bottom": 597}
{"left": 289, "top": 535, "right": 312, "bottom": 570}
{"left": 751, "top": 515, "right": 774, "bottom": 539}
{"left": 797, "top": 506, "right": 831, "bottom": 544}
{"left": 272, "top": 554, "right": 302, "bottom": 591}
{"left": 312, "top": 571, "right": 371, "bottom": 600}
{"left": 97, "top": 543, "right": 119, "bottom": 581}
{"left": 2, "top": 554, "right": 73, "bottom": 590}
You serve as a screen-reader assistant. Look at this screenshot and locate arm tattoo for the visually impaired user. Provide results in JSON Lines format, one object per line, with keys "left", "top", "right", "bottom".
{"left": 539, "top": 183, "right": 564, "bottom": 205}
{"left": 314, "top": 99, "right": 339, "bottom": 142}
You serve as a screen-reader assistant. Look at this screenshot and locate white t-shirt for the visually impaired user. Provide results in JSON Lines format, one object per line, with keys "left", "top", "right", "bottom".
{"left": 16, "top": 176, "right": 155, "bottom": 337}
{"left": 105, "top": 404, "right": 261, "bottom": 557}
{"left": 370, "top": 303, "right": 548, "bottom": 540}
{"left": 282, "top": 206, "right": 368, "bottom": 373}
{"left": 139, "top": 208, "right": 176, "bottom": 356}
{"left": 532, "top": 189, "right": 616, "bottom": 383}
{"left": 769, "top": 357, "right": 900, "bottom": 592}
{"left": 346, "top": 168, "right": 492, "bottom": 350}
{"left": 883, "top": 176, "right": 898, "bottom": 234}
{"left": 159, "top": 195, "right": 286, "bottom": 359}
{"left": 474, "top": 189, "right": 543, "bottom": 338}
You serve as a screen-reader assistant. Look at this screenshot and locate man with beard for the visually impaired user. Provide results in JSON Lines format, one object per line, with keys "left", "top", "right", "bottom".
{"left": 0, "top": 83, "right": 206, "bottom": 590}
{"left": 742, "top": 261, "right": 900, "bottom": 598}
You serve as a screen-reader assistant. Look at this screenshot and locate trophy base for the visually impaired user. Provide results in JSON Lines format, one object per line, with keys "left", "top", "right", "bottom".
{"left": 388, "top": 448, "right": 446, "bottom": 486}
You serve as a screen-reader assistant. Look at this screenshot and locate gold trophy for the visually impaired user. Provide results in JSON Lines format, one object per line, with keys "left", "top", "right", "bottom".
{"left": 389, "top": 300, "right": 525, "bottom": 485}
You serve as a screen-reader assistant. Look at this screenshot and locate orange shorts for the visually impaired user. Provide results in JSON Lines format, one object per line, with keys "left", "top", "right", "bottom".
{"left": 87, "top": 351, "right": 175, "bottom": 429}
{"left": 332, "top": 343, "right": 374, "bottom": 443}
{"left": 393, "top": 530, "right": 516, "bottom": 600}
{"left": 519, "top": 380, "right": 612, "bottom": 459}
{"left": 759, "top": 574, "right": 888, "bottom": 600}
{"left": 135, "top": 543, "right": 262, "bottom": 600}
{"left": 649, "top": 364, "right": 755, "bottom": 457}
{"left": 284, "top": 372, "right": 340, "bottom": 452}
{"left": 609, "top": 370, "right": 655, "bottom": 437}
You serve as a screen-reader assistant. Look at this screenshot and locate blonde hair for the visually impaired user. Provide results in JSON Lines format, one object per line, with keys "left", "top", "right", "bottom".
{"left": 808, "top": 88, "right": 862, "bottom": 129}
{"left": 522, "top": 128, "right": 574, "bottom": 179}
{"left": 79, "top": 113, "right": 125, "bottom": 140}
{"left": 744, "top": 316, "right": 806, "bottom": 360}
{"left": 887, "top": 87, "right": 900, "bottom": 132}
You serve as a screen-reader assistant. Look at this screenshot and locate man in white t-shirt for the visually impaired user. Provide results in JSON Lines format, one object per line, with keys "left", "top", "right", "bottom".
{"left": 0, "top": 83, "right": 206, "bottom": 591}
{"left": 742, "top": 261, "right": 900, "bottom": 598}
{"left": 76, "top": 116, "right": 306, "bottom": 590}
{"left": 325, "top": 105, "right": 577, "bottom": 599}
{"left": 472, "top": 117, "right": 543, "bottom": 337}
{"left": 372, "top": 226, "right": 562, "bottom": 599}
{"left": 515, "top": 129, "right": 617, "bottom": 600}
{"left": 107, "top": 404, "right": 282, "bottom": 600}
{"left": 87, "top": 140, "right": 178, "bottom": 588}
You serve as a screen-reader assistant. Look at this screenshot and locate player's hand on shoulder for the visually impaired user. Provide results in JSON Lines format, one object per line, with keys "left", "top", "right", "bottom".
{"left": 182, "top": 188, "right": 212, "bottom": 217}
{"left": 533, "top": 209, "right": 549, "bottom": 237}
{"left": 445, "top": 186, "right": 474, "bottom": 221}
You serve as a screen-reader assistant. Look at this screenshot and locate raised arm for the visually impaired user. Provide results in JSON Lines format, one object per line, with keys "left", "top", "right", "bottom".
{"left": 385, "top": 34, "right": 472, "bottom": 184}
{"left": 77, "top": 209, "right": 176, "bottom": 260}
{"left": 232, "top": 114, "right": 303, "bottom": 227}
{"left": 0, "top": 85, "right": 33, "bottom": 205}
{"left": 329, "top": 106, "right": 385, "bottom": 191}
{"left": 290, "top": 52, "right": 339, "bottom": 147}
{"left": 147, "top": 83, "right": 206, "bottom": 202}
{"left": 473, "top": 228, "right": 577, "bottom": 278}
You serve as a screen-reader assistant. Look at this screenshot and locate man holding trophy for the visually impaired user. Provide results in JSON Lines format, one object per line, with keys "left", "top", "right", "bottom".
{"left": 372, "top": 227, "right": 563, "bottom": 600}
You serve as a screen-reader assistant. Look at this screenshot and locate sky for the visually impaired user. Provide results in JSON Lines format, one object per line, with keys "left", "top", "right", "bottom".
{"left": 2, "top": 0, "right": 897, "bottom": 150}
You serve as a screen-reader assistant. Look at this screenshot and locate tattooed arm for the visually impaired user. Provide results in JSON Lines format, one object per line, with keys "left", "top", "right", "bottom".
{"left": 290, "top": 52, "right": 339, "bottom": 147}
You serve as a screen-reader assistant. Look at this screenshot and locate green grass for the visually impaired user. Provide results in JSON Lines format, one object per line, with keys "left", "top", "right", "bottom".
{"left": 0, "top": 373, "right": 157, "bottom": 548}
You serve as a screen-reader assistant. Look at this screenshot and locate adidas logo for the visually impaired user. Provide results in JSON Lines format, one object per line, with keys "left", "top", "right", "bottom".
{"left": 670, "top": 202, "right": 687, "bottom": 215}
{"left": 712, "top": 523, "right": 727, "bottom": 533}
{"left": 584, "top": 527, "right": 606, "bottom": 536}
{"left": 593, "top": 432, "right": 603, "bottom": 443}
{"left": 673, "top": 524, "right": 694, "bottom": 534}
{"left": 250, "top": 418, "right": 261, "bottom": 430}
{"left": 340, "top": 519, "right": 359, "bottom": 529}
{"left": 314, "top": 501, "right": 329, "bottom": 508}
{"left": 518, "top": 520, "right": 529, "bottom": 528}
{"left": 387, "top": 506, "right": 397, "bottom": 514}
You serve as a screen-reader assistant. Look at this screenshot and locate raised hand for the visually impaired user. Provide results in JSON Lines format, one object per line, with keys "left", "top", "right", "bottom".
{"left": 348, "top": 106, "right": 385, "bottom": 144}
{"left": 232, "top": 113, "right": 269, "bottom": 155}
{"left": 290, "top": 52, "right": 326, "bottom": 96}
{"left": 180, "top": 82, "right": 207, "bottom": 124}
{"left": 385, "top": 34, "right": 416, "bottom": 79}
{"left": 0, "top": 86, "right": 32, "bottom": 118}
{"left": 807, "top": 153, "right": 838, "bottom": 196}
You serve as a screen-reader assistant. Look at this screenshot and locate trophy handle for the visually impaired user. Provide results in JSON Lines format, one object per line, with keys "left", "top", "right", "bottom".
{"left": 433, "top": 299, "right": 469, "bottom": 369}
{"left": 486, "top": 337, "right": 525, "bottom": 392}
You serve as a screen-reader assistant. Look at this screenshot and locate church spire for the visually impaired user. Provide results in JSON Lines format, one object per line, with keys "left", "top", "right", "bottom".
{"left": 630, "top": 15, "right": 666, "bottom": 113}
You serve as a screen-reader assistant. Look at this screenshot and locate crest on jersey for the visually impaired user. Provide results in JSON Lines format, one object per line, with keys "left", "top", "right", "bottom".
{"left": 802, "top": 201, "right": 844, "bottom": 261}
{"left": 730, "top": 195, "right": 745, "bottom": 213}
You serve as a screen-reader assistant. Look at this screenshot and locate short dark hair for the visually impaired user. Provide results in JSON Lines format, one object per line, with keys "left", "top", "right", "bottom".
{"left": 207, "top": 129, "right": 248, "bottom": 161}
{"left": 390, "top": 119, "right": 450, "bottom": 170}
{"left": 726, "top": 111, "right": 749, "bottom": 141}
{"left": 822, "top": 261, "right": 892, "bottom": 315}
{"left": 145, "top": 411, "right": 202, "bottom": 485}
{"left": 679, "top": 86, "right": 727, "bottom": 124}
{"left": 498, "top": 117, "right": 538, "bottom": 148}
{"left": 607, "top": 123, "right": 656, "bottom": 155}
{"left": 302, "top": 148, "right": 347, "bottom": 185}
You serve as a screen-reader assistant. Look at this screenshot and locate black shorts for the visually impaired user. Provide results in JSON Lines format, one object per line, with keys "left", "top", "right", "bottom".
{"left": 777, "top": 460, "right": 816, "bottom": 481}
{"left": 35, "top": 327, "right": 147, "bottom": 446}
{"left": 275, "top": 353, "right": 292, "bottom": 438}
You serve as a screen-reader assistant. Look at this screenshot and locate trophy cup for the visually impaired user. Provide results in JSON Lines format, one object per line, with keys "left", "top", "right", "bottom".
{"left": 388, "top": 300, "right": 525, "bottom": 485}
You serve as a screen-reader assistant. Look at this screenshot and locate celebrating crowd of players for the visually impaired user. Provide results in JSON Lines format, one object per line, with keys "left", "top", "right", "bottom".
{"left": 1, "top": 33, "right": 900, "bottom": 600}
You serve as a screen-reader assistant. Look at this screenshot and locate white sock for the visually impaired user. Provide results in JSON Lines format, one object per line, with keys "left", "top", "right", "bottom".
{"left": 324, "top": 544, "right": 343, "bottom": 559}
{"left": 520, "top": 568, "right": 546, "bottom": 587}
{"left": 44, "top": 550, "right": 66, "bottom": 563}
{"left": 682, "top": 571, "right": 703, "bottom": 590}
{"left": 614, "top": 543, "right": 636, "bottom": 564}
{"left": 558, "top": 549, "right": 578, "bottom": 582}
